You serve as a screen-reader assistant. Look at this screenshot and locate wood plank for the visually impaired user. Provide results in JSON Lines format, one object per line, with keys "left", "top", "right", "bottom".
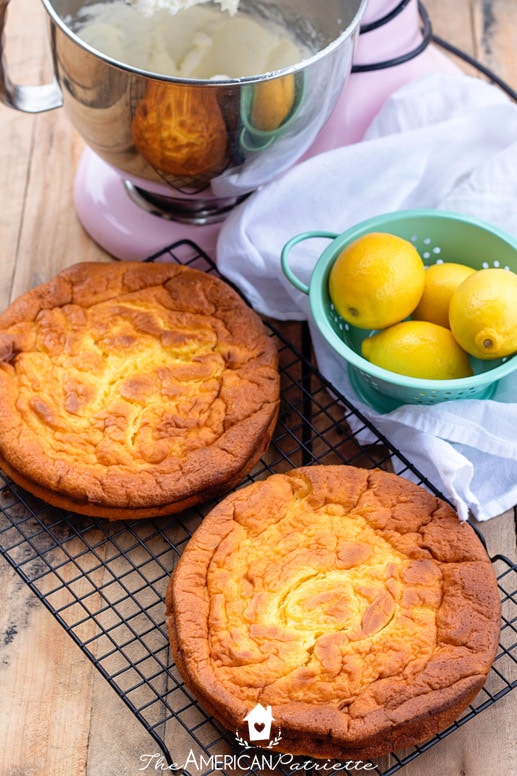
{"left": 2, "top": 0, "right": 112, "bottom": 306}
{"left": 426, "top": 0, "right": 517, "bottom": 89}
{"left": 11, "top": 111, "right": 112, "bottom": 301}
{"left": 426, "top": 0, "right": 476, "bottom": 55}
{"left": 471, "top": 0, "right": 517, "bottom": 85}
{"left": 0, "top": 561, "right": 94, "bottom": 775}
{"left": 0, "top": 534, "right": 158, "bottom": 775}
{"left": 0, "top": 0, "right": 45, "bottom": 309}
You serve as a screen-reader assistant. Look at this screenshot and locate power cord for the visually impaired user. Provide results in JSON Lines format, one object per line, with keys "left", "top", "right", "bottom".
{"left": 352, "top": 0, "right": 516, "bottom": 103}
{"left": 359, "top": 0, "right": 413, "bottom": 33}
{"left": 431, "top": 33, "right": 517, "bottom": 102}
{"left": 352, "top": 0, "right": 432, "bottom": 72}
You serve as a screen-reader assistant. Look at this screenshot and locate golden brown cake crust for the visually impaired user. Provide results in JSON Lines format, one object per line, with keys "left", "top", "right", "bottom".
{"left": 166, "top": 465, "right": 501, "bottom": 760}
{"left": 0, "top": 262, "right": 279, "bottom": 519}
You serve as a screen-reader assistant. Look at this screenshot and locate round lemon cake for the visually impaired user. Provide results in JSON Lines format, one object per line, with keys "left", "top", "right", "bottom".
{"left": 167, "top": 465, "right": 500, "bottom": 760}
{"left": 0, "top": 262, "right": 279, "bottom": 519}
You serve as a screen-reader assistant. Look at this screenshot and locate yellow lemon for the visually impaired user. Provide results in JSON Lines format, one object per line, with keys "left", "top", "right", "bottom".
{"left": 361, "top": 320, "right": 473, "bottom": 380}
{"left": 412, "top": 262, "right": 477, "bottom": 328}
{"left": 328, "top": 232, "right": 425, "bottom": 330}
{"left": 449, "top": 267, "right": 517, "bottom": 359}
{"left": 251, "top": 74, "right": 296, "bottom": 131}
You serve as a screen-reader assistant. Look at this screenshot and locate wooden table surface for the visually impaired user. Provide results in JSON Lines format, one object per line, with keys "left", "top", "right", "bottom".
{"left": 0, "top": 1, "right": 515, "bottom": 774}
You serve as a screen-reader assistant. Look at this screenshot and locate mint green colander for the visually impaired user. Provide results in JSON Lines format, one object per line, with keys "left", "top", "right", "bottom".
{"left": 281, "top": 209, "right": 517, "bottom": 413}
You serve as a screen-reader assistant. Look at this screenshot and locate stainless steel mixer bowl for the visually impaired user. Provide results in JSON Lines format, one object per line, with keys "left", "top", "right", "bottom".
{"left": 0, "top": 0, "right": 367, "bottom": 221}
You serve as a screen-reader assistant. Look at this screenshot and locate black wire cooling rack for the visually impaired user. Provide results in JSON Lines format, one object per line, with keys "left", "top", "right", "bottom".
{"left": 1, "top": 240, "right": 516, "bottom": 776}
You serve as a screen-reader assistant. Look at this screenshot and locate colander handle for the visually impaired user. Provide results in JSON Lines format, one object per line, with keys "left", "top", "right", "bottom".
{"left": 0, "top": 0, "right": 63, "bottom": 112}
{"left": 281, "top": 231, "right": 338, "bottom": 294}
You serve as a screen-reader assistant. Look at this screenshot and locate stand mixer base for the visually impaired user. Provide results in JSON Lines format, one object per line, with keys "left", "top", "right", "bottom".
{"left": 73, "top": 148, "right": 225, "bottom": 260}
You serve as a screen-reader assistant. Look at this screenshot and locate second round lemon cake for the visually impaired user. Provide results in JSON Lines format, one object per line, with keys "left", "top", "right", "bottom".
{"left": 167, "top": 465, "right": 500, "bottom": 760}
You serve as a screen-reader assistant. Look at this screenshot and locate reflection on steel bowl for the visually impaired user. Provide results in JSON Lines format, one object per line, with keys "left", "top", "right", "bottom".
{"left": 131, "top": 81, "right": 229, "bottom": 190}
{"left": 0, "top": 0, "right": 368, "bottom": 216}
{"left": 240, "top": 72, "right": 304, "bottom": 153}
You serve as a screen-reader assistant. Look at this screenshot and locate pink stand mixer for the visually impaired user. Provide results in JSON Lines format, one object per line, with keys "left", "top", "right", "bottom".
{"left": 1, "top": 0, "right": 460, "bottom": 259}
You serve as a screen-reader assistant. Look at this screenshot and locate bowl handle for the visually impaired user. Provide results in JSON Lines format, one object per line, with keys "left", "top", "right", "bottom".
{"left": 281, "top": 231, "right": 338, "bottom": 294}
{"left": 0, "top": 0, "right": 63, "bottom": 112}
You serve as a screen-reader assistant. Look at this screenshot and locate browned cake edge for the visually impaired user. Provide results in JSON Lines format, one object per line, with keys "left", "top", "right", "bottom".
{"left": 167, "top": 607, "right": 488, "bottom": 760}
{"left": 0, "top": 402, "right": 278, "bottom": 519}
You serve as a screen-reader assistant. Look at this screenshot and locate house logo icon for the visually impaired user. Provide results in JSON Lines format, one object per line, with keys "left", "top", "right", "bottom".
{"left": 235, "top": 703, "right": 282, "bottom": 749}
{"left": 244, "top": 704, "right": 275, "bottom": 741}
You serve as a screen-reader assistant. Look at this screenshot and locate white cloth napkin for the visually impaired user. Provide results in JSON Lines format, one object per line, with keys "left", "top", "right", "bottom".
{"left": 216, "top": 72, "right": 517, "bottom": 522}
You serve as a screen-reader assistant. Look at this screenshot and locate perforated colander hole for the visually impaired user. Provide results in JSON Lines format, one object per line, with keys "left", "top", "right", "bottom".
{"left": 364, "top": 375, "right": 380, "bottom": 389}
{"left": 420, "top": 237, "right": 432, "bottom": 260}
{"left": 481, "top": 260, "right": 512, "bottom": 269}
{"left": 412, "top": 392, "right": 434, "bottom": 403}
{"left": 409, "top": 234, "right": 442, "bottom": 260}
{"left": 329, "top": 304, "right": 342, "bottom": 327}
